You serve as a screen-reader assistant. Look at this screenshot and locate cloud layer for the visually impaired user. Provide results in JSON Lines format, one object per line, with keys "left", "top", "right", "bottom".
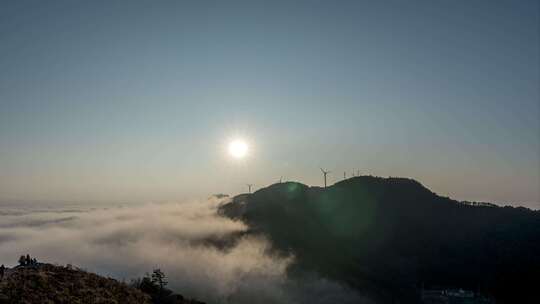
{"left": 0, "top": 199, "right": 368, "bottom": 303}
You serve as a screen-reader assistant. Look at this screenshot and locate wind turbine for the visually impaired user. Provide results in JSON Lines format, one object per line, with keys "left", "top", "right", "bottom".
{"left": 320, "top": 168, "right": 331, "bottom": 188}
{"left": 343, "top": 171, "right": 347, "bottom": 180}
{"left": 247, "top": 184, "right": 253, "bottom": 193}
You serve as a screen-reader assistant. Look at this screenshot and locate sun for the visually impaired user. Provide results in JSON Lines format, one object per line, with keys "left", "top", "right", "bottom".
{"left": 228, "top": 139, "right": 249, "bottom": 159}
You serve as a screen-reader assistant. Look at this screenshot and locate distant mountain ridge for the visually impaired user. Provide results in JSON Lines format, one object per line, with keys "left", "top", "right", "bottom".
{"left": 219, "top": 176, "right": 540, "bottom": 304}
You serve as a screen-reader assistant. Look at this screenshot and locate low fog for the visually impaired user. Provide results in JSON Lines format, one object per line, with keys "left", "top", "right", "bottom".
{"left": 0, "top": 198, "right": 368, "bottom": 304}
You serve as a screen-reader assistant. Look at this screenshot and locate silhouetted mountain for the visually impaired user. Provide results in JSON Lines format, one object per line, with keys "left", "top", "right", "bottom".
{"left": 219, "top": 176, "right": 540, "bottom": 304}
{"left": 0, "top": 263, "right": 204, "bottom": 304}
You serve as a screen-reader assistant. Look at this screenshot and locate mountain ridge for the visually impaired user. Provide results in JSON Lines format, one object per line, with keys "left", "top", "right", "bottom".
{"left": 219, "top": 175, "right": 540, "bottom": 303}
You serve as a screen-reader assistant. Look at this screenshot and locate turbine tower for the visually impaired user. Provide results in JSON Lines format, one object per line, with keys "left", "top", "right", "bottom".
{"left": 320, "top": 168, "right": 331, "bottom": 188}
{"left": 247, "top": 184, "right": 253, "bottom": 193}
{"left": 343, "top": 171, "right": 347, "bottom": 179}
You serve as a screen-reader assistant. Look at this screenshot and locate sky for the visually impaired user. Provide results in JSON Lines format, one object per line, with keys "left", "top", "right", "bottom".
{"left": 0, "top": 0, "right": 539, "bottom": 208}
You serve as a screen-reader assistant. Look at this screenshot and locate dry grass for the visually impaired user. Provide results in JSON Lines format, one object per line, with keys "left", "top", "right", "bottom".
{"left": 0, "top": 263, "right": 151, "bottom": 304}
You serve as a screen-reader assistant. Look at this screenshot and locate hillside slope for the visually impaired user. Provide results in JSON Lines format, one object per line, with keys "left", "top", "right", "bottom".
{"left": 219, "top": 176, "right": 540, "bottom": 303}
{"left": 0, "top": 263, "right": 204, "bottom": 304}
{"left": 0, "top": 263, "right": 150, "bottom": 304}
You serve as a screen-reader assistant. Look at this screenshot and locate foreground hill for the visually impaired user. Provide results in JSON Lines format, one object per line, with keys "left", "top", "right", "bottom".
{"left": 219, "top": 176, "right": 540, "bottom": 304}
{"left": 0, "top": 263, "right": 203, "bottom": 304}
{"left": 0, "top": 263, "right": 150, "bottom": 304}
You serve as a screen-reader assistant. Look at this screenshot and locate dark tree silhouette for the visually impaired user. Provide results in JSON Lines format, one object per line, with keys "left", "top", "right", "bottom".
{"left": 151, "top": 269, "right": 168, "bottom": 297}
{"left": 131, "top": 269, "right": 175, "bottom": 303}
{"left": 18, "top": 255, "right": 26, "bottom": 266}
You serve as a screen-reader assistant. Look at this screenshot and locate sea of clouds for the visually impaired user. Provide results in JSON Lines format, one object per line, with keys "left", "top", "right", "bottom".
{"left": 0, "top": 198, "right": 369, "bottom": 304}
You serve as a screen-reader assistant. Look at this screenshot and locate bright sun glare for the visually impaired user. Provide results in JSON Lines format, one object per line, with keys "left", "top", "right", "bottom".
{"left": 228, "top": 139, "right": 249, "bottom": 159}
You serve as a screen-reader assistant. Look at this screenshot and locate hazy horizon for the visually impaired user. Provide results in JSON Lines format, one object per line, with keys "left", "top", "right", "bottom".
{"left": 1, "top": 0, "right": 539, "bottom": 208}
{"left": 0, "top": 174, "right": 538, "bottom": 211}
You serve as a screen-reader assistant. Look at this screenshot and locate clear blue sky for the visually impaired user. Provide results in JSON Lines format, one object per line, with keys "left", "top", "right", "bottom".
{"left": 1, "top": 0, "right": 538, "bottom": 207}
